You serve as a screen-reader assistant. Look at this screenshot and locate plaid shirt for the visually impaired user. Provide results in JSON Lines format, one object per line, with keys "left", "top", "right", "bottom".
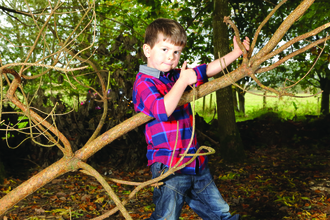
{"left": 133, "top": 64, "right": 208, "bottom": 174}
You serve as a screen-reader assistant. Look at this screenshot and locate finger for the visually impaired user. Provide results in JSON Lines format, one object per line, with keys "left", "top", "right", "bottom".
{"left": 244, "top": 42, "right": 250, "bottom": 51}
{"left": 233, "top": 36, "right": 238, "bottom": 44}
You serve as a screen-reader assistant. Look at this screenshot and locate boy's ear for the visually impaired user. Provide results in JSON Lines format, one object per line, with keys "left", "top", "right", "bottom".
{"left": 143, "top": 44, "right": 151, "bottom": 58}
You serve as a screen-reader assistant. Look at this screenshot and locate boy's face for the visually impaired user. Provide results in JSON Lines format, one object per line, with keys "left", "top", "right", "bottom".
{"left": 143, "top": 33, "right": 183, "bottom": 72}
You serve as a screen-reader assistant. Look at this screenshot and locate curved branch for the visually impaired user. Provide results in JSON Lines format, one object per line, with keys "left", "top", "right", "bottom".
{"left": 224, "top": 17, "right": 247, "bottom": 57}
{"left": 78, "top": 161, "right": 132, "bottom": 220}
{"left": 249, "top": 0, "right": 288, "bottom": 57}
{"left": 283, "top": 36, "right": 327, "bottom": 90}
{"left": 1, "top": 68, "right": 70, "bottom": 153}
{"left": 1, "top": 68, "right": 22, "bottom": 83}
{"left": 8, "top": 95, "right": 72, "bottom": 155}
{"left": 62, "top": 45, "right": 108, "bottom": 144}
{"left": 4, "top": 70, "right": 72, "bottom": 155}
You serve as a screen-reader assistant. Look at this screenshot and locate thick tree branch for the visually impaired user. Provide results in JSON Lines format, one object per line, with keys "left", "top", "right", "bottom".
{"left": 0, "top": 157, "right": 77, "bottom": 214}
{"left": 251, "top": 0, "right": 315, "bottom": 65}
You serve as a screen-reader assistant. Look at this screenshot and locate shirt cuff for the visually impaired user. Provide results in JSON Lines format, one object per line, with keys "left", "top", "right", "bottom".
{"left": 153, "top": 97, "right": 169, "bottom": 122}
{"left": 193, "top": 64, "right": 208, "bottom": 87}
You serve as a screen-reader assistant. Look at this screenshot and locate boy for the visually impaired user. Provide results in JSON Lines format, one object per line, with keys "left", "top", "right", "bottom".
{"left": 133, "top": 18, "right": 249, "bottom": 220}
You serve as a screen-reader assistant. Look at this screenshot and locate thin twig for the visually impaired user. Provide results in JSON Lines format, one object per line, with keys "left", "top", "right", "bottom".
{"left": 78, "top": 161, "right": 133, "bottom": 220}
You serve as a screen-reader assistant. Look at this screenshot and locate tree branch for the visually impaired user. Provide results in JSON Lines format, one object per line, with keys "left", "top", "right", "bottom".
{"left": 256, "top": 37, "right": 328, "bottom": 74}
{"left": 249, "top": 0, "right": 288, "bottom": 58}
{"left": 256, "top": 22, "right": 330, "bottom": 68}
{"left": 251, "top": 0, "right": 315, "bottom": 66}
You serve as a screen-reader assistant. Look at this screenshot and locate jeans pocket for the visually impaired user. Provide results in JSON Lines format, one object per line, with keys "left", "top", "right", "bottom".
{"left": 150, "top": 162, "right": 167, "bottom": 179}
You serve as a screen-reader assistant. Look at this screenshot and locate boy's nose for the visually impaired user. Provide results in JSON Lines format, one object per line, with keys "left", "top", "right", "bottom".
{"left": 168, "top": 53, "right": 174, "bottom": 60}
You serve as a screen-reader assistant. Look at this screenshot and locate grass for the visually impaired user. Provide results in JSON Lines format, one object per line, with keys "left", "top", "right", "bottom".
{"left": 194, "top": 90, "right": 321, "bottom": 123}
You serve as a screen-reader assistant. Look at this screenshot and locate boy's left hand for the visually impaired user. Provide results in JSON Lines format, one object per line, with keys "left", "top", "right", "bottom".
{"left": 233, "top": 36, "right": 250, "bottom": 55}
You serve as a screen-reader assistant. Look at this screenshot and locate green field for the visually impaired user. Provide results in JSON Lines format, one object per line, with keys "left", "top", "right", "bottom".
{"left": 194, "top": 91, "right": 321, "bottom": 123}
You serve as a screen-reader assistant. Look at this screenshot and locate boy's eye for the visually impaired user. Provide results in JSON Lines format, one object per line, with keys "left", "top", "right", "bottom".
{"left": 162, "top": 48, "right": 167, "bottom": 52}
{"left": 174, "top": 51, "right": 180, "bottom": 55}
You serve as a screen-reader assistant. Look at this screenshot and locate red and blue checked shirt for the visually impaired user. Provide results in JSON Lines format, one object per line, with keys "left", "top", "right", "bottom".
{"left": 133, "top": 64, "right": 208, "bottom": 175}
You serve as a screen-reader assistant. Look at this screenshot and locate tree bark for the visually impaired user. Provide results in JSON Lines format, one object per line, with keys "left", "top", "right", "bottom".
{"left": 233, "top": 87, "right": 239, "bottom": 112}
{"left": 212, "top": 0, "right": 245, "bottom": 162}
{"left": 320, "top": 77, "right": 330, "bottom": 114}
{"left": 0, "top": 159, "right": 5, "bottom": 183}
{"left": 238, "top": 89, "right": 246, "bottom": 114}
{"left": 263, "top": 91, "right": 267, "bottom": 108}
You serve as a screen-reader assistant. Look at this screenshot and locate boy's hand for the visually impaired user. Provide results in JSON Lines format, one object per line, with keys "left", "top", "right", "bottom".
{"left": 163, "top": 61, "right": 197, "bottom": 116}
{"left": 179, "top": 61, "right": 197, "bottom": 86}
{"left": 233, "top": 36, "right": 250, "bottom": 56}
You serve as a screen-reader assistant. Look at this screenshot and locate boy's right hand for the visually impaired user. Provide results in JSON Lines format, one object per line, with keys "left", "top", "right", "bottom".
{"left": 179, "top": 61, "right": 197, "bottom": 86}
{"left": 164, "top": 61, "right": 197, "bottom": 116}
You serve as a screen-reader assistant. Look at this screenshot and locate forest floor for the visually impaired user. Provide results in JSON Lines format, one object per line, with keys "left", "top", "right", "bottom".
{"left": 1, "top": 113, "right": 330, "bottom": 220}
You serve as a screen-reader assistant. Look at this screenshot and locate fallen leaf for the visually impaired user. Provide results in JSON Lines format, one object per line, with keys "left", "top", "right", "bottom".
{"left": 35, "top": 207, "right": 45, "bottom": 214}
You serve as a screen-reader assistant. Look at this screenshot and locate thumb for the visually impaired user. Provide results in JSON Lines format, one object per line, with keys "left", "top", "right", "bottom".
{"left": 181, "top": 61, "right": 187, "bottom": 70}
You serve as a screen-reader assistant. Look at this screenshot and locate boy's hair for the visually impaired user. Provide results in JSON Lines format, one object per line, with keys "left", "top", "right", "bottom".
{"left": 144, "top": 18, "right": 187, "bottom": 48}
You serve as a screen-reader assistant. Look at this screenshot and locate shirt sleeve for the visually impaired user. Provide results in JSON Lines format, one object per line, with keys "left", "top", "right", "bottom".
{"left": 193, "top": 63, "right": 208, "bottom": 87}
{"left": 133, "top": 75, "right": 169, "bottom": 122}
{"left": 172, "top": 63, "right": 208, "bottom": 86}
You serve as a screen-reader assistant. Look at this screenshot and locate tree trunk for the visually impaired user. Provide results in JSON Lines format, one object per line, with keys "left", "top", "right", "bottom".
{"left": 263, "top": 91, "right": 267, "bottom": 108}
{"left": 320, "top": 77, "right": 330, "bottom": 115}
{"left": 212, "top": 0, "right": 245, "bottom": 163}
{"left": 0, "top": 159, "right": 5, "bottom": 183}
{"left": 238, "top": 89, "right": 246, "bottom": 115}
{"left": 203, "top": 96, "right": 206, "bottom": 114}
{"left": 209, "top": 93, "right": 213, "bottom": 109}
{"left": 233, "top": 87, "right": 239, "bottom": 112}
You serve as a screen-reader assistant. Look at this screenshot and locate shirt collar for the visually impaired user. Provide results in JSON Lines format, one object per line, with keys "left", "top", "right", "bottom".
{"left": 139, "top": 65, "right": 165, "bottom": 78}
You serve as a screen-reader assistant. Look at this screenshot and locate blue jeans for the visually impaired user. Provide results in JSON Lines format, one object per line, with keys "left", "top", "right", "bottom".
{"left": 147, "top": 162, "right": 240, "bottom": 220}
